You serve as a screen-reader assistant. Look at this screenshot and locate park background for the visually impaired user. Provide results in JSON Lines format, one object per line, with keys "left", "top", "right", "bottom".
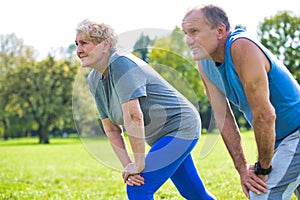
{"left": 1, "top": 0, "right": 299, "bottom": 199}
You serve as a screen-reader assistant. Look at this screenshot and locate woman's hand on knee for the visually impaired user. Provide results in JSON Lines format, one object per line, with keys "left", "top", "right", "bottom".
{"left": 122, "top": 163, "right": 145, "bottom": 186}
{"left": 124, "top": 174, "right": 145, "bottom": 186}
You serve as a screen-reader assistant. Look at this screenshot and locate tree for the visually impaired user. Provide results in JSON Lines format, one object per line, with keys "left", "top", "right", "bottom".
{"left": 145, "top": 26, "right": 211, "bottom": 129}
{"left": 0, "top": 33, "right": 79, "bottom": 143}
{"left": 72, "top": 67, "right": 104, "bottom": 137}
{"left": 12, "top": 55, "right": 79, "bottom": 143}
{"left": 0, "top": 33, "right": 36, "bottom": 139}
{"left": 133, "top": 33, "right": 153, "bottom": 63}
{"left": 258, "top": 11, "right": 300, "bottom": 82}
{"left": 234, "top": 24, "right": 247, "bottom": 30}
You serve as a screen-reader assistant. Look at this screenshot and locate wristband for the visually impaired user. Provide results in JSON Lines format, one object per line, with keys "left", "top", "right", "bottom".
{"left": 254, "top": 161, "right": 272, "bottom": 175}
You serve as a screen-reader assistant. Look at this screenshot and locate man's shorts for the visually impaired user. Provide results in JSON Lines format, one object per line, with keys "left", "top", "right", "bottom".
{"left": 250, "top": 129, "right": 300, "bottom": 199}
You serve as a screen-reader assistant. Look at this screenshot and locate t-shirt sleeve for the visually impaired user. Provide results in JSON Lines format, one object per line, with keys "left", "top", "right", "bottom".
{"left": 110, "top": 56, "right": 147, "bottom": 104}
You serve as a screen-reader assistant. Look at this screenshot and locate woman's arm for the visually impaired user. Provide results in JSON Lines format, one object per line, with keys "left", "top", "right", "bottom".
{"left": 101, "top": 118, "right": 132, "bottom": 167}
{"left": 121, "top": 98, "right": 145, "bottom": 173}
{"left": 102, "top": 117, "right": 144, "bottom": 186}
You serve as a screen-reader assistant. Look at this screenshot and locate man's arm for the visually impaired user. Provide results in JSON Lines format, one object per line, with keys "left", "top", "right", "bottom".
{"left": 231, "top": 38, "right": 276, "bottom": 171}
{"left": 198, "top": 61, "right": 247, "bottom": 171}
{"left": 198, "top": 61, "right": 267, "bottom": 198}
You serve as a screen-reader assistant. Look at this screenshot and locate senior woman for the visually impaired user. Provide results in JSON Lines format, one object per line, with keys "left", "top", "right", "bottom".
{"left": 75, "top": 19, "right": 215, "bottom": 200}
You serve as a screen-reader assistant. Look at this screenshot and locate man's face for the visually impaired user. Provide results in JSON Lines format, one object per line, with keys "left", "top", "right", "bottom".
{"left": 182, "top": 11, "right": 219, "bottom": 61}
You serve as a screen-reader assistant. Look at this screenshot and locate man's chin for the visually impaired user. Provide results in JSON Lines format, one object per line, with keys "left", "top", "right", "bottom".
{"left": 193, "top": 55, "right": 204, "bottom": 61}
{"left": 193, "top": 53, "right": 210, "bottom": 61}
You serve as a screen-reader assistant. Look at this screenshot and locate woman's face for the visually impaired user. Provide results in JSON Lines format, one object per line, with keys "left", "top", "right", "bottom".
{"left": 75, "top": 32, "right": 99, "bottom": 68}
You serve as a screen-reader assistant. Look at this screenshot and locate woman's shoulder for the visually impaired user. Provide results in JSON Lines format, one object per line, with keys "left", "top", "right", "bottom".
{"left": 111, "top": 53, "right": 138, "bottom": 67}
{"left": 109, "top": 53, "right": 143, "bottom": 75}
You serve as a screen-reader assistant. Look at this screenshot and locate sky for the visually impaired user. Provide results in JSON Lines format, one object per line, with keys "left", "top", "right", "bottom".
{"left": 1, "top": 0, "right": 299, "bottom": 60}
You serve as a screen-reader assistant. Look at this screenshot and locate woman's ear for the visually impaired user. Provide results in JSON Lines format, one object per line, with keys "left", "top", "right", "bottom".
{"left": 103, "top": 39, "right": 111, "bottom": 52}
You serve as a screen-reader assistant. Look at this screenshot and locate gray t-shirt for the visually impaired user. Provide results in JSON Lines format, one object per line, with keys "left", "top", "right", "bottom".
{"left": 87, "top": 51, "right": 200, "bottom": 146}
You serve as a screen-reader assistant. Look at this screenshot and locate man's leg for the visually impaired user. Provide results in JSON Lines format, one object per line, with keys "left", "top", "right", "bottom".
{"left": 250, "top": 131, "right": 300, "bottom": 199}
{"left": 294, "top": 184, "right": 300, "bottom": 199}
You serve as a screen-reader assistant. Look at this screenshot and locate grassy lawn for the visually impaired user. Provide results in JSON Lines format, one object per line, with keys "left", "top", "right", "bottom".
{"left": 0, "top": 132, "right": 297, "bottom": 200}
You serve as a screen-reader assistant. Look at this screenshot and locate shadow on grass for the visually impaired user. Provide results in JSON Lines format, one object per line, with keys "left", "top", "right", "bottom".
{"left": 0, "top": 137, "right": 81, "bottom": 146}
{"left": 0, "top": 135, "right": 109, "bottom": 147}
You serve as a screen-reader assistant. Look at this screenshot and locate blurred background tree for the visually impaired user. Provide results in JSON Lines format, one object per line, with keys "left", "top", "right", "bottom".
{"left": 0, "top": 33, "right": 36, "bottom": 140}
{"left": 0, "top": 34, "right": 79, "bottom": 143}
{"left": 0, "top": 10, "right": 299, "bottom": 142}
{"left": 258, "top": 11, "right": 300, "bottom": 82}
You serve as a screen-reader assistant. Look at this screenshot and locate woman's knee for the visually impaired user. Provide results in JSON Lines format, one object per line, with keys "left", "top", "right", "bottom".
{"left": 126, "top": 185, "right": 153, "bottom": 200}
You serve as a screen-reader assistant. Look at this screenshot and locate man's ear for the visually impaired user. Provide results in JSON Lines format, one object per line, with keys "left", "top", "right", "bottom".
{"left": 216, "top": 24, "right": 227, "bottom": 39}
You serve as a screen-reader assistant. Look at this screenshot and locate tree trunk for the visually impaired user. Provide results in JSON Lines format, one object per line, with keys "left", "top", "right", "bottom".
{"left": 2, "top": 119, "right": 8, "bottom": 140}
{"left": 38, "top": 125, "right": 50, "bottom": 144}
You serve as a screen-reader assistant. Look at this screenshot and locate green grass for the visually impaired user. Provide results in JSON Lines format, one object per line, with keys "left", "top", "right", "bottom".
{"left": 0, "top": 132, "right": 297, "bottom": 200}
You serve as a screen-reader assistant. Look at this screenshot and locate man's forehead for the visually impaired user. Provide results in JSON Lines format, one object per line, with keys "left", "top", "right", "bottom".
{"left": 184, "top": 9, "right": 204, "bottom": 20}
{"left": 182, "top": 10, "right": 204, "bottom": 26}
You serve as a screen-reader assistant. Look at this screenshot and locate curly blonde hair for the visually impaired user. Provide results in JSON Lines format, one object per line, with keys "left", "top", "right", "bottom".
{"left": 76, "top": 19, "right": 118, "bottom": 50}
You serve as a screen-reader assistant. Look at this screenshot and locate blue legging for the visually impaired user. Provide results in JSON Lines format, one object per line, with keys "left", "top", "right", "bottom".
{"left": 126, "top": 136, "right": 215, "bottom": 200}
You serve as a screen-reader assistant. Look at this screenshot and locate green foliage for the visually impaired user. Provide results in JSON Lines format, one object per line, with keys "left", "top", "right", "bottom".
{"left": 133, "top": 33, "right": 153, "bottom": 63}
{"left": 0, "top": 33, "right": 36, "bottom": 139}
{"left": 2, "top": 11, "right": 300, "bottom": 142}
{"left": 72, "top": 67, "right": 103, "bottom": 137}
{"left": 0, "top": 33, "right": 80, "bottom": 143}
{"left": 17, "top": 56, "right": 79, "bottom": 143}
{"left": 137, "top": 26, "right": 211, "bottom": 129}
{"left": 258, "top": 11, "right": 300, "bottom": 82}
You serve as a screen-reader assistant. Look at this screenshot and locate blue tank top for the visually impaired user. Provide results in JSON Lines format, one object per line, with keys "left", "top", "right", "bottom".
{"left": 202, "top": 29, "right": 300, "bottom": 148}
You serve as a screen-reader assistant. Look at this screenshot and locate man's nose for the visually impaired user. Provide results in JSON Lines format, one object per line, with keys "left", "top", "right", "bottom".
{"left": 185, "top": 35, "right": 194, "bottom": 46}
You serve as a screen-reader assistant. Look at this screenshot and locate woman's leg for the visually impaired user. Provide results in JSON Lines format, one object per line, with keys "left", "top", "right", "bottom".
{"left": 170, "top": 154, "right": 215, "bottom": 200}
{"left": 126, "top": 136, "right": 198, "bottom": 200}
